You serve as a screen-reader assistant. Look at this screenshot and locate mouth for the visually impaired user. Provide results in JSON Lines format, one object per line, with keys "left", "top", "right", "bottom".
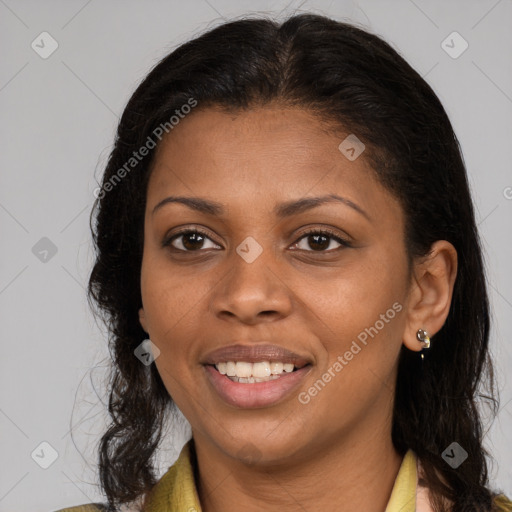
{"left": 202, "top": 344, "right": 313, "bottom": 408}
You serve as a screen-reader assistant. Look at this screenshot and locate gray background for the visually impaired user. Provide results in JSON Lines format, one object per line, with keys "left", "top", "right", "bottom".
{"left": 1, "top": 0, "right": 511, "bottom": 510}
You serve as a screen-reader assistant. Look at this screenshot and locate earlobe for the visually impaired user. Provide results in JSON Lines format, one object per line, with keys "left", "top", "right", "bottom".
{"left": 402, "top": 240, "right": 458, "bottom": 352}
{"left": 138, "top": 307, "right": 148, "bottom": 333}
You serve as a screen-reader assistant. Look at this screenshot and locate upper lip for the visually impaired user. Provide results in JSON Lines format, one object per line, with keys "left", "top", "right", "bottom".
{"left": 202, "top": 344, "right": 312, "bottom": 368}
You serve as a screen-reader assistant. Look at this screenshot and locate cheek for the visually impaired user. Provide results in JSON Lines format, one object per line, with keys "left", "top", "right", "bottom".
{"left": 309, "top": 255, "right": 406, "bottom": 337}
{"left": 300, "top": 285, "right": 405, "bottom": 436}
{"left": 139, "top": 256, "right": 224, "bottom": 404}
{"left": 141, "top": 254, "right": 202, "bottom": 334}
{"left": 140, "top": 260, "right": 200, "bottom": 380}
{"left": 305, "top": 249, "right": 407, "bottom": 385}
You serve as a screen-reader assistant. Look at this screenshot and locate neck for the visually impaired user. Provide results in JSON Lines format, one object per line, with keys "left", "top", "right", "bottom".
{"left": 193, "top": 408, "right": 403, "bottom": 512}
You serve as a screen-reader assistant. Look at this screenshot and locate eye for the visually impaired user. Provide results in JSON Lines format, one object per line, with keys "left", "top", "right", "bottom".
{"left": 290, "top": 228, "right": 351, "bottom": 252}
{"left": 163, "top": 227, "right": 351, "bottom": 254}
{"left": 163, "top": 228, "right": 221, "bottom": 252}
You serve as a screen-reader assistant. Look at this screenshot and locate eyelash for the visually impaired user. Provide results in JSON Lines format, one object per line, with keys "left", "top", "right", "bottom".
{"left": 163, "top": 227, "right": 351, "bottom": 254}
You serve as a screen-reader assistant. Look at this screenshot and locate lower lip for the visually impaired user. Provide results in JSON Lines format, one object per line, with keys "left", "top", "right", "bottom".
{"left": 204, "top": 364, "right": 312, "bottom": 409}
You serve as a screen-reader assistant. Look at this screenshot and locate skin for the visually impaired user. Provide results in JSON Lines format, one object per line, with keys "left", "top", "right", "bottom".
{"left": 138, "top": 105, "right": 457, "bottom": 512}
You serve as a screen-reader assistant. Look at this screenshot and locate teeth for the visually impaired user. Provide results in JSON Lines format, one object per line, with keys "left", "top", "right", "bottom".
{"left": 235, "top": 361, "right": 253, "bottom": 378}
{"left": 230, "top": 375, "right": 281, "bottom": 383}
{"left": 254, "top": 376, "right": 279, "bottom": 382}
{"left": 270, "top": 362, "right": 283, "bottom": 375}
{"left": 214, "top": 360, "right": 300, "bottom": 379}
{"left": 252, "top": 361, "right": 271, "bottom": 378}
{"left": 226, "top": 361, "right": 236, "bottom": 377}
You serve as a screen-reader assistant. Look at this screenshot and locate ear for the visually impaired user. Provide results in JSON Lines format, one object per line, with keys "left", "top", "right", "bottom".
{"left": 402, "top": 240, "right": 458, "bottom": 352}
{"left": 138, "top": 307, "right": 148, "bottom": 333}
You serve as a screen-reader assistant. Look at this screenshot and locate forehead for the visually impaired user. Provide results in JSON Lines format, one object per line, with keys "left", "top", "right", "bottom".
{"left": 146, "top": 105, "right": 397, "bottom": 222}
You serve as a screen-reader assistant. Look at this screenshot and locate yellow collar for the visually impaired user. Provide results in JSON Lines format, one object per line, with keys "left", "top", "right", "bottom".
{"left": 385, "top": 449, "right": 417, "bottom": 511}
{"left": 146, "top": 440, "right": 417, "bottom": 511}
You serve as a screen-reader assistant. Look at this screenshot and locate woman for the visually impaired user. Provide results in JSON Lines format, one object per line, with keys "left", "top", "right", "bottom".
{"left": 58, "top": 13, "right": 511, "bottom": 512}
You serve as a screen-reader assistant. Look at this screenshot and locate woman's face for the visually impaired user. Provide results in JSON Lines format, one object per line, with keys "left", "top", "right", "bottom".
{"left": 139, "top": 105, "right": 412, "bottom": 464}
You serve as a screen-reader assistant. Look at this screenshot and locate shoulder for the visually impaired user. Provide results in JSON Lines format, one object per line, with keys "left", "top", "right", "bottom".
{"left": 495, "top": 494, "right": 512, "bottom": 511}
{"left": 54, "top": 504, "right": 107, "bottom": 512}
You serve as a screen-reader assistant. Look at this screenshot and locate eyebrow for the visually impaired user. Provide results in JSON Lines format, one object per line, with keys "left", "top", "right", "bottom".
{"left": 152, "top": 194, "right": 370, "bottom": 221}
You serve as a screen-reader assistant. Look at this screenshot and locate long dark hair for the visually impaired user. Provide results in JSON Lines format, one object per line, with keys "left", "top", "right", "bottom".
{"left": 88, "top": 13, "right": 501, "bottom": 512}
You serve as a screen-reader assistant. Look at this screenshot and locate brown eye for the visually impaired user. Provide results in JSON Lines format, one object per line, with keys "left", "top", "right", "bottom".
{"left": 291, "top": 229, "right": 351, "bottom": 252}
{"left": 164, "top": 230, "right": 221, "bottom": 252}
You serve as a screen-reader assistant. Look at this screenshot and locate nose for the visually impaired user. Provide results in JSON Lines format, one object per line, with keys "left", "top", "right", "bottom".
{"left": 210, "top": 246, "right": 293, "bottom": 325}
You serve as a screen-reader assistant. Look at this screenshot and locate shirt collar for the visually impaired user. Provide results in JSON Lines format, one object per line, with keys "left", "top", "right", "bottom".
{"left": 146, "top": 439, "right": 418, "bottom": 511}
